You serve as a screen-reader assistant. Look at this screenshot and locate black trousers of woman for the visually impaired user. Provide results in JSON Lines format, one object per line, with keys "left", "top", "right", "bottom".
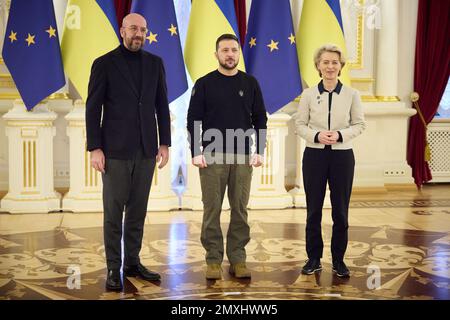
{"left": 302, "top": 146, "right": 355, "bottom": 263}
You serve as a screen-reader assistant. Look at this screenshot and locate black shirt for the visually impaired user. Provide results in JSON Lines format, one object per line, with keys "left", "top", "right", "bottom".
{"left": 187, "top": 70, "right": 268, "bottom": 157}
{"left": 119, "top": 44, "right": 145, "bottom": 155}
{"left": 120, "top": 44, "right": 142, "bottom": 93}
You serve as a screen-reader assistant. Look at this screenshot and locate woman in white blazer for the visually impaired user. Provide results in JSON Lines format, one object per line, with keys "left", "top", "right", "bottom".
{"left": 294, "top": 44, "right": 366, "bottom": 278}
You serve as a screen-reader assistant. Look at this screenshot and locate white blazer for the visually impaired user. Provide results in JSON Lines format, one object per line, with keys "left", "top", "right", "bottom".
{"left": 294, "top": 81, "right": 366, "bottom": 150}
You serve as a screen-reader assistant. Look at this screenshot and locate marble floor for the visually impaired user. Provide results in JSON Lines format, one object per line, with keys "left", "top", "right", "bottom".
{"left": 0, "top": 184, "right": 449, "bottom": 300}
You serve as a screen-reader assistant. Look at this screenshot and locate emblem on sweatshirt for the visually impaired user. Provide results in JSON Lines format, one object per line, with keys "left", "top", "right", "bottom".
{"left": 239, "top": 90, "right": 244, "bottom": 97}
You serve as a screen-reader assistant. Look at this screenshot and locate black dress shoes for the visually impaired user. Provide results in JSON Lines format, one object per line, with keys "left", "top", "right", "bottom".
{"left": 301, "top": 258, "right": 322, "bottom": 275}
{"left": 106, "top": 269, "right": 122, "bottom": 291}
{"left": 123, "top": 263, "right": 161, "bottom": 281}
{"left": 332, "top": 260, "right": 350, "bottom": 278}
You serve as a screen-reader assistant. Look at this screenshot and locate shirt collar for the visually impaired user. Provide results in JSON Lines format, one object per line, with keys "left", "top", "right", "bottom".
{"left": 318, "top": 79, "right": 343, "bottom": 95}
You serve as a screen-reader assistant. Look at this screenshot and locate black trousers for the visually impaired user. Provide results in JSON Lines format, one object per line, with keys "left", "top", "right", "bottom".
{"left": 102, "top": 148, "right": 156, "bottom": 270}
{"left": 302, "top": 146, "right": 355, "bottom": 262}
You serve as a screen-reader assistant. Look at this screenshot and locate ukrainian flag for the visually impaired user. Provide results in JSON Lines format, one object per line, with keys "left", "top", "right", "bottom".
{"left": 61, "top": 0, "right": 120, "bottom": 102}
{"left": 184, "top": 0, "right": 245, "bottom": 83}
{"left": 297, "top": 0, "right": 350, "bottom": 87}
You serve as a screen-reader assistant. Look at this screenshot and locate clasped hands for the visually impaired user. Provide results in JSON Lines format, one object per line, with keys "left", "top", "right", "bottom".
{"left": 192, "top": 153, "right": 264, "bottom": 168}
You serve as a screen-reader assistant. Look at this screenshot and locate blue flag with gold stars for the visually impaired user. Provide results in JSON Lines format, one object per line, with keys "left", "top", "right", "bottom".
{"left": 244, "top": 0, "right": 302, "bottom": 114}
{"left": 2, "top": 0, "right": 65, "bottom": 110}
{"left": 131, "top": 0, "right": 188, "bottom": 103}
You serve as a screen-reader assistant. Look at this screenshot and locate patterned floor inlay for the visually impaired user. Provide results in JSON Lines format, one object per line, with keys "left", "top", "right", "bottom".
{"left": 0, "top": 221, "right": 448, "bottom": 300}
{"left": 350, "top": 199, "right": 450, "bottom": 208}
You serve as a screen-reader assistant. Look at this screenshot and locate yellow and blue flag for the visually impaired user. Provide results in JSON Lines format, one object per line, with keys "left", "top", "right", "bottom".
{"left": 131, "top": 0, "right": 188, "bottom": 103}
{"left": 61, "top": 0, "right": 120, "bottom": 102}
{"left": 297, "top": 0, "right": 350, "bottom": 87}
{"left": 2, "top": 0, "right": 65, "bottom": 110}
{"left": 244, "top": 0, "right": 302, "bottom": 114}
{"left": 184, "top": 0, "right": 245, "bottom": 83}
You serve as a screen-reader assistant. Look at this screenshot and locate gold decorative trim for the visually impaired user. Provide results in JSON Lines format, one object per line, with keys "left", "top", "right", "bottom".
{"left": 0, "top": 93, "right": 21, "bottom": 99}
{"left": 21, "top": 128, "right": 38, "bottom": 138}
{"left": 0, "top": 58, "right": 4, "bottom": 64}
{"left": 33, "top": 141, "right": 37, "bottom": 188}
{"left": 351, "top": 78, "right": 375, "bottom": 83}
{"left": 23, "top": 141, "right": 26, "bottom": 187}
{"left": 67, "top": 122, "right": 87, "bottom": 127}
{"left": 347, "top": 0, "right": 364, "bottom": 70}
{"left": 154, "top": 166, "right": 158, "bottom": 186}
{"left": 1, "top": 196, "right": 60, "bottom": 201}
{"left": 0, "top": 73, "right": 15, "bottom": 88}
{"left": 361, "top": 95, "right": 378, "bottom": 102}
{"left": 261, "top": 139, "right": 273, "bottom": 185}
{"left": 6, "top": 121, "right": 53, "bottom": 127}
{"left": 20, "top": 191, "right": 40, "bottom": 195}
{"left": 48, "top": 92, "right": 71, "bottom": 100}
{"left": 376, "top": 96, "right": 401, "bottom": 102}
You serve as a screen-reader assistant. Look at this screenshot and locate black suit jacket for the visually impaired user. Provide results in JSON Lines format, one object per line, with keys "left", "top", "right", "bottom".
{"left": 86, "top": 46, "right": 171, "bottom": 159}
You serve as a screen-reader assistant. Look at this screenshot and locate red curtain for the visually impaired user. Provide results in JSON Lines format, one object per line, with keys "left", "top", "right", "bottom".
{"left": 234, "top": 0, "right": 247, "bottom": 45}
{"left": 114, "top": 0, "right": 132, "bottom": 29}
{"left": 407, "top": 0, "right": 450, "bottom": 188}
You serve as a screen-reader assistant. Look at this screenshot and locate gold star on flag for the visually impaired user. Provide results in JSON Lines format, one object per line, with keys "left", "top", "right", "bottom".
{"left": 146, "top": 32, "right": 158, "bottom": 44}
{"left": 25, "top": 33, "right": 35, "bottom": 46}
{"left": 288, "top": 33, "right": 295, "bottom": 44}
{"left": 267, "top": 39, "right": 279, "bottom": 52}
{"left": 8, "top": 30, "right": 17, "bottom": 43}
{"left": 168, "top": 24, "right": 178, "bottom": 36}
{"left": 46, "top": 25, "right": 57, "bottom": 38}
{"left": 249, "top": 37, "right": 256, "bottom": 48}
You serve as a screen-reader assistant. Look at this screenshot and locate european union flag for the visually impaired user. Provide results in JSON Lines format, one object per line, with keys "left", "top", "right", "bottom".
{"left": 2, "top": 0, "right": 65, "bottom": 110}
{"left": 131, "top": 0, "right": 188, "bottom": 103}
{"left": 244, "top": 0, "right": 302, "bottom": 114}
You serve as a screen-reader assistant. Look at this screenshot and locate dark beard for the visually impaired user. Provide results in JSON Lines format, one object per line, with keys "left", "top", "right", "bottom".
{"left": 219, "top": 59, "right": 238, "bottom": 70}
{"left": 126, "top": 36, "right": 143, "bottom": 51}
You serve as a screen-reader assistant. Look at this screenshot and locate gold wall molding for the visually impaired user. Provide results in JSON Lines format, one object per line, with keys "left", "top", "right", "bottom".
{"left": 48, "top": 92, "right": 70, "bottom": 100}
{"left": 376, "top": 96, "right": 401, "bottom": 102}
{"left": 0, "top": 73, "right": 14, "bottom": 88}
{"left": 0, "top": 93, "right": 20, "bottom": 99}
{"left": 347, "top": 0, "right": 364, "bottom": 70}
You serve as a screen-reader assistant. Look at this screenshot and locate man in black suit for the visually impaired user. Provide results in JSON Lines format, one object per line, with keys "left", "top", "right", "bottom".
{"left": 86, "top": 13, "right": 170, "bottom": 291}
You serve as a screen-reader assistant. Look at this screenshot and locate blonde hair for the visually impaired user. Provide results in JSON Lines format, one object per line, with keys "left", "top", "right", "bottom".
{"left": 314, "top": 44, "right": 346, "bottom": 77}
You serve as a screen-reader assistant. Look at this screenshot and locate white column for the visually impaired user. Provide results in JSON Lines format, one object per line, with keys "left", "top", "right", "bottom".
{"left": 147, "top": 112, "right": 180, "bottom": 211}
{"left": 146, "top": 152, "right": 179, "bottom": 211}
{"left": 248, "top": 113, "right": 293, "bottom": 209}
{"left": 62, "top": 100, "right": 102, "bottom": 212}
{"left": 375, "top": 0, "right": 400, "bottom": 101}
{"left": 182, "top": 155, "right": 203, "bottom": 210}
{"left": 288, "top": 135, "right": 331, "bottom": 208}
{"left": 62, "top": 100, "right": 177, "bottom": 212}
{"left": 1, "top": 100, "right": 60, "bottom": 213}
{"left": 288, "top": 135, "right": 306, "bottom": 207}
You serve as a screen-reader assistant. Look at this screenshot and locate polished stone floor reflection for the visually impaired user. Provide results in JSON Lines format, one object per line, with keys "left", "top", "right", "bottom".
{"left": 0, "top": 185, "right": 449, "bottom": 300}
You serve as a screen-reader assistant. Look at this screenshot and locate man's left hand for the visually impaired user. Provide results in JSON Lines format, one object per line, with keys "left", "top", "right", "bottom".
{"left": 250, "top": 154, "right": 264, "bottom": 167}
{"left": 156, "top": 145, "right": 169, "bottom": 169}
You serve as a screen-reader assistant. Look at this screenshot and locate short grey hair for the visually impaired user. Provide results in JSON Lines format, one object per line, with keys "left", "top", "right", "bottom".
{"left": 314, "top": 44, "right": 346, "bottom": 77}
